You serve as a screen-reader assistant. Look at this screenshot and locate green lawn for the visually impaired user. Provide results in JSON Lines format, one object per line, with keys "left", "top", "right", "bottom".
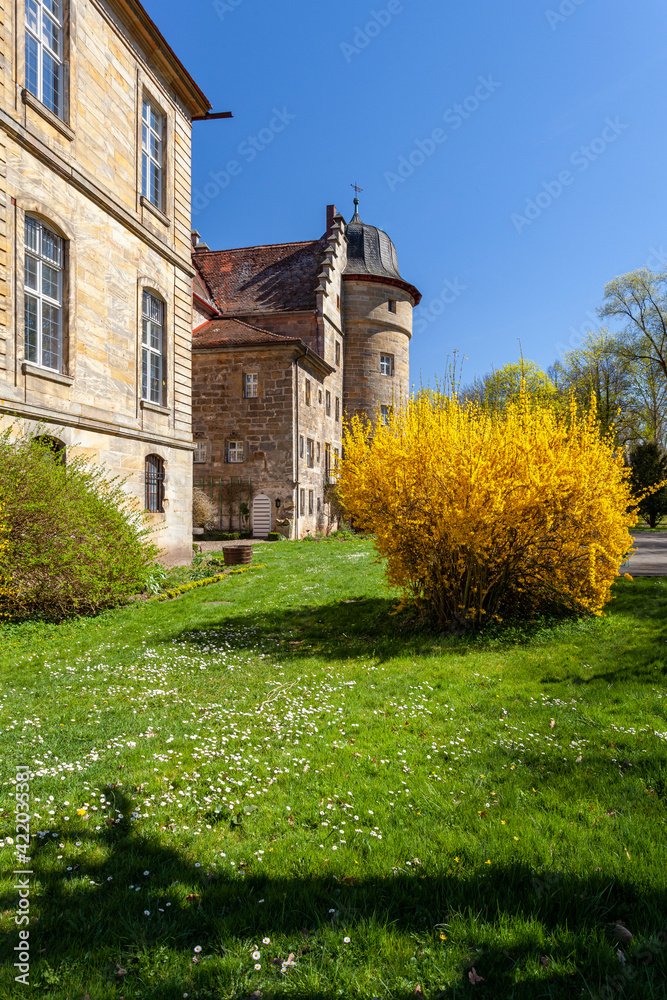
{"left": 1, "top": 539, "right": 666, "bottom": 999}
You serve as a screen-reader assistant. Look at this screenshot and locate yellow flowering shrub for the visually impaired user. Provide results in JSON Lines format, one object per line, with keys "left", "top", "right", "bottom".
{"left": 0, "top": 500, "right": 10, "bottom": 615}
{"left": 337, "top": 387, "right": 637, "bottom": 629}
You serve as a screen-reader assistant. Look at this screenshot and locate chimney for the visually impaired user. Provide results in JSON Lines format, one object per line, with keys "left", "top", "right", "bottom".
{"left": 191, "top": 229, "right": 209, "bottom": 252}
{"left": 326, "top": 204, "right": 337, "bottom": 235}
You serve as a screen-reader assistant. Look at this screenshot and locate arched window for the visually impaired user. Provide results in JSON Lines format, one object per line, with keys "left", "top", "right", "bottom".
{"left": 33, "top": 435, "right": 66, "bottom": 466}
{"left": 145, "top": 454, "right": 165, "bottom": 512}
{"left": 142, "top": 290, "right": 165, "bottom": 404}
{"left": 24, "top": 216, "right": 65, "bottom": 372}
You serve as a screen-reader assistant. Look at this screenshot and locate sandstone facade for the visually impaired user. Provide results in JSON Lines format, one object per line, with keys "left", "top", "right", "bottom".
{"left": 0, "top": 0, "right": 211, "bottom": 564}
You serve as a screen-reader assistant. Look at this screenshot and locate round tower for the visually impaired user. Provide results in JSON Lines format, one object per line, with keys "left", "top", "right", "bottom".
{"left": 342, "top": 198, "right": 421, "bottom": 423}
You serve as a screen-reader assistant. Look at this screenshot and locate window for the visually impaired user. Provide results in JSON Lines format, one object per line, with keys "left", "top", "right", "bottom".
{"left": 380, "top": 354, "right": 393, "bottom": 376}
{"left": 24, "top": 216, "right": 64, "bottom": 372}
{"left": 25, "top": 0, "right": 63, "bottom": 118}
{"left": 308, "top": 490, "right": 314, "bottom": 515}
{"left": 142, "top": 291, "right": 164, "bottom": 403}
{"left": 337, "top": 294, "right": 340, "bottom": 309}
{"left": 325, "top": 443, "right": 331, "bottom": 480}
{"left": 316, "top": 441, "right": 321, "bottom": 464}
{"left": 381, "top": 405, "right": 392, "bottom": 426}
{"left": 317, "top": 496, "right": 321, "bottom": 512}
{"left": 300, "top": 488, "right": 305, "bottom": 515}
{"left": 299, "top": 435, "right": 304, "bottom": 459}
{"left": 325, "top": 390, "right": 331, "bottom": 416}
{"left": 388, "top": 298, "right": 397, "bottom": 313}
{"left": 193, "top": 441, "right": 208, "bottom": 464}
{"left": 34, "top": 435, "right": 65, "bottom": 465}
{"left": 142, "top": 98, "right": 164, "bottom": 208}
{"left": 318, "top": 389, "right": 323, "bottom": 405}
{"left": 335, "top": 341, "right": 341, "bottom": 366}
{"left": 244, "top": 372, "right": 258, "bottom": 398}
{"left": 227, "top": 441, "right": 244, "bottom": 463}
{"left": 145, "top": 454, "right": 165, "bottom": 513}
{"left": 305, "top": 379, "right": 311, "bottom": 405}
{"left": 335, "top": 397, "right": 340, "bottom": 422}
{"left": 306, "top": 438, "right": 314, "bottom": 469}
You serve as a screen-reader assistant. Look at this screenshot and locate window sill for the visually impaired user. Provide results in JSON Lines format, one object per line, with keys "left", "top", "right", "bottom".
{"left": 140, "top": 399, "right": 170, "bottom": 415}
{"left": 140, "top": 196, "right": 171, "bottom": 227}
{"left": 22, "top": 89, "right": 74, "bottom": 142}
{"left": 22, "top": 361, "right": 73, "bottom": 386}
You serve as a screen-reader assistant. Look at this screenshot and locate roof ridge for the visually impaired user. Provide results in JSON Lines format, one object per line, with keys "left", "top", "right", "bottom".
{"left": 192, "top": 316, "right": 298, "bottom": 342}
{"left": 194, "top": 238, "right": 325, "bottom": 255}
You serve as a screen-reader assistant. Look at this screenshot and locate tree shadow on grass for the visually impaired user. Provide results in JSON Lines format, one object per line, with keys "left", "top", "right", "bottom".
{"left": 2, "top": 789, "right": 666, "bottom": 999}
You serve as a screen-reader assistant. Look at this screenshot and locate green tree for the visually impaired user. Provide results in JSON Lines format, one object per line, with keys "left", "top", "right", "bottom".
{"left": 463, "top": 360, "right": 556, "bottom": 411}
{"left": 628, "top": 441, "right": 667, "bottom": 528}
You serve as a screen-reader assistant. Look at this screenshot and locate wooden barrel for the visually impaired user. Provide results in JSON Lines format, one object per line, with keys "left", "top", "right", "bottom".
{"left": 222, "top": 545, "right": 254, "bottom": 566}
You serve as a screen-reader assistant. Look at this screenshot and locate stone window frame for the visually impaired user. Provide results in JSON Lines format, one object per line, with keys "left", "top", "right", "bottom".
{"left": 136, "top": 79, "right": 172, "bottom": 227}
{"left": 325, "top": 390, "right": 331, "bottom": 416}
{"left": 17, "top": 204, "right": 74, "bottom": 383}
{"left": 308, "top": 490, "right": 314, "bottom": 515}
{"left": 305, "top": 378, "right": 311, "bottom": 406}
{"left": 318, "top": 388, "right": 323, "bottom": 405}
{"left": 18, "top": 0, "right": 75, "bottom": 139}
{"left": 137, "top": 277, "right": 171, "bottom": 413}
{"left": 24, "top": 215, "right": 65, "bottom": 373}
{"left": 388, "top": 298, "right": 397, "bottom": 313}
{"left": 244, "top": 372, "right": 259, "bottom": 398}
{"left": 193, "top": 440, "right": 208, "bottom": 464}
{"left": 317, "top": 496, "right": 321, "bottom": 512}
{"left": 335, "top": 397, "right": 340, "bottom": 422}
{"left": 316, "top": 441, "right": 321, "bottom": 464}
{"left": 299, "top": 435, "right": 304, "bottom": 459}
{"left": 227, "top": 440, "right": 245, "bottom": 464}
{"left": 300, "top": 488, "right": 305, "bottom": 516}
{"left": 380, "top": 353, "right": 394, "bottom": 377}
{"left": 335, "top": 341, "right": 341, "bottom": 366}
{"left": 306, "top": 438, "right": 315, "bottom": 469}
{"left": 145, "top": 453, "right": 165, "bottom": 513}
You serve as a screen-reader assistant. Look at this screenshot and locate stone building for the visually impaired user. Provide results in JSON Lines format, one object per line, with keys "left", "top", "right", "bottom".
{"left": 0, "top": 0, "right": 212, "bottom": 563}
{"left": 191, "top": 200, "right": 421, "bottom": 538}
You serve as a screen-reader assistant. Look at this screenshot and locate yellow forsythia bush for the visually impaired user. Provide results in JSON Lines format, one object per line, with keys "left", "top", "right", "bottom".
{"left": 337, "top": 388, "right": 636, "bottom": 629}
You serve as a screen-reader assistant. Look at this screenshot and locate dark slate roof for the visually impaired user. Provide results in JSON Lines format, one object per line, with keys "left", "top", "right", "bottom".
{"left": 344, "top": 202, "right": 403, "bottom": 280}
{"left": 192, "top": 239, "right": 328, "bottom": 315}
{"left": 192, "top": 317, "right": 299, "bottom": 349}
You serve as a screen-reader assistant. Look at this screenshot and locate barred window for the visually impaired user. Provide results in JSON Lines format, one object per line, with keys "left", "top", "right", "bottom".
{"left": 145, "top": 454, "right": 165, "bottom": 513}
{"left": 380, "top": 354, "right": 393, "bottom": 376}
{"left": 24, "top": 216, "right": 64, "bottom": 372}
{"left": 25, "top": 0, "right": 63, "bottom": 118}
{"left": 227, "top": 441, "right": 244, "bottom": 463}
{"left": 142, "top": 291, "right": 164, "bottom": 403}
{"left": 244, "top": 372, "right": 258, "bottom": 398}
{"left": 142, "top": 99, "right": 164, "bottom": 208}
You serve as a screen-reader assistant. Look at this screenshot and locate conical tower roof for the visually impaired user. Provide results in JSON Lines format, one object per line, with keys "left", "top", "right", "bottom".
{"left": 343, "top": 199, "right": 421, "bottom": 304}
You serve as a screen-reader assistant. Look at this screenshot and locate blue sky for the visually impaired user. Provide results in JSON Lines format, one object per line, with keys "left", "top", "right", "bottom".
{"left": 143, "top": 0, "right": 667, "bottom": 385}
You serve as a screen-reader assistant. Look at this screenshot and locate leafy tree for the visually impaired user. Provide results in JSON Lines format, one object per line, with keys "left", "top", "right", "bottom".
{"left": 0, "top": 427, "right": 158, "bottom": 619}
{"left": 599, "top": 268, "right": 667, "bottom": 381}
{"left": 462, "top": 360, "right": 556, "bottom": 411}
{"left": 628, "top": 441, "right": 667, "bottom": 528}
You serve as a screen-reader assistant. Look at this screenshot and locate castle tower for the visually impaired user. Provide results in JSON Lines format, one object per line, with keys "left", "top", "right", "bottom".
{"left": 342, "top": 199, "right": 421, "bottom": 423}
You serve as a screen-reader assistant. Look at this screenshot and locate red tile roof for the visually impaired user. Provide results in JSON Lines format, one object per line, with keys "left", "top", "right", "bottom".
{"left": 192, "top": 317, "right": 300, "bottom": 349}
{"left": 192, "top": 239, "right": 327, "bottom": 315}
{"left": 193, "top": 269, "right": 218, "bottom": 314}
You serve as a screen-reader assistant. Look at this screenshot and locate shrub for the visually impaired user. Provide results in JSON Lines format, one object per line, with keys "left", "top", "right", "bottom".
{"left": 0, "top": 428, "right": 158, "bottom": 619}
{"left": 628, "top": 441, "right": 667, "bottom": 528}
{"left": 240, "top": 530, "right": 253, "bottom": 539}
{"left": 337, "top": 388, "right": 638, "bottom": 630}
{"left": 193, "top": 486, "right": 217, "bottom": 529}
{"left": 267, "top": 532, "right": 281, "bottom": 541}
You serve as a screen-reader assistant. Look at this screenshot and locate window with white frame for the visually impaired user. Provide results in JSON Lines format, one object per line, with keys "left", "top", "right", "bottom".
{"left": 227, "top": 440, "right": 244, "bottom": 463}
{"left": 381, "top": 405, "right": 392, "bottom": 426}
{"left": 244, "top": 372, "right": 258, "bottom": 398}
{"left": 380, "top": 354, "right": 393, "bottom": 376}
{"left": 142, "top": 290, "right": 164, "bottom": 403}
{"left": 24, "top": 216, "right": 64, "bottom": 372}
{"left": 25, "top": 0, "right": 64, "bottom": 118}
{"left": 142, "top": 99, "right": 164, "bottom": 208}
{"left": 193, "top": 440, "right": 208, "bottom": 464}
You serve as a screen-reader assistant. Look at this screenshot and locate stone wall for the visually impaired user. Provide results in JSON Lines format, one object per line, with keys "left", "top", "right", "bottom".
{"left": 342, "top": 279, "right": 413, "bottom": 422}
{"left": 0, "top": 0, "right": 209, "bottom": 563}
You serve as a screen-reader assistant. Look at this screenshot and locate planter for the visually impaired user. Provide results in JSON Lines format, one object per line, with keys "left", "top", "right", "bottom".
{"left": 222, "top": 545, "right": 254, "bottom": 567}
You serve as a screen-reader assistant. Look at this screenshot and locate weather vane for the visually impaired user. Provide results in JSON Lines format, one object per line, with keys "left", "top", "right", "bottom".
{"left": 351, "top": 182, "right": 363, "bottom": 197}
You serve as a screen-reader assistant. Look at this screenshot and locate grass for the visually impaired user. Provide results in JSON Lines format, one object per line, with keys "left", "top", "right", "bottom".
{"left": 0, "top": 538, "right": 666, "bottom": 999}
